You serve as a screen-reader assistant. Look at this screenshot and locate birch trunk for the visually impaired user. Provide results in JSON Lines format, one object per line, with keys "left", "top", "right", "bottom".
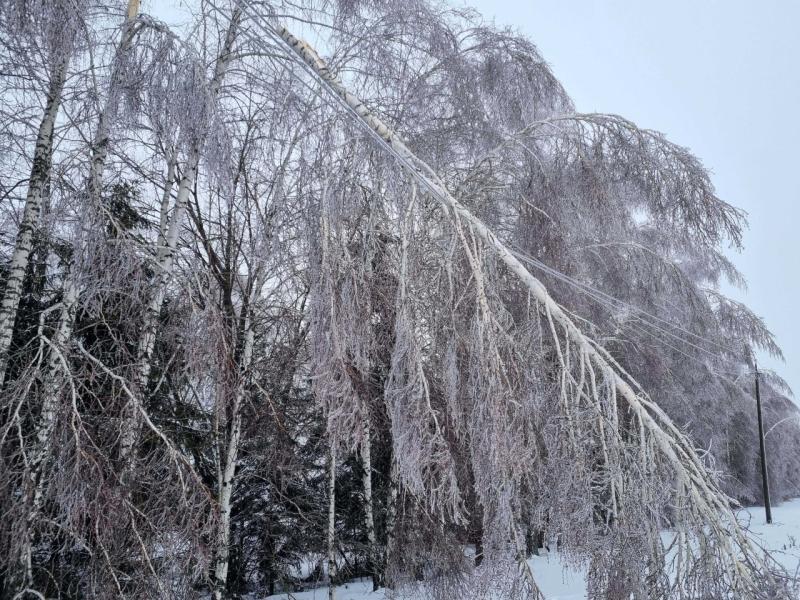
{"left": 360, "top": 418, "right": 379, "bottom": 590}
{"left": 383, "top": 462, "right": 398, "bottom": 588}
{"left": 327, "top": 445, "right": 337, "bottom": 600}
{"left": 266, "top": 20, "right": 777, "bottom": 590}
{"left": 88, "top": 13, "right": 140, "bottom": 207}
{"left": 274, "top": 20, "right": 737, "bottom": 506}
{"left": 43, "top": 0, "right": 141, "bottom": 403}
{"left": 32, "top": 275, "right": 79, "bottom": 478}
{"left": 38, "top": 1, "right": 140, "bottom": 443}
{"left": 14, "top": 273, "right": 79, "bottom": 591}
{"left": 118, "top": 149, "right": 200, "bottom": 469}
{"left": 12, "top": 7, "right": 144, "bottom": 591}
{"left": 0, "top": 58, "right": 68, "bottom": 386}
{"left": 36, "top": 0, "right": 141, "bottom": 469}
{"left": 212, "top": 310, "right": 255, "bottom": 600}
{"left": 119, "top": 8, "right": 241, "bottom": 470}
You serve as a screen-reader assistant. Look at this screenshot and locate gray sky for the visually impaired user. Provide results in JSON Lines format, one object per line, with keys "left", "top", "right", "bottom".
{"left": 467, "top": 0, "right": 800, "bottom": 396}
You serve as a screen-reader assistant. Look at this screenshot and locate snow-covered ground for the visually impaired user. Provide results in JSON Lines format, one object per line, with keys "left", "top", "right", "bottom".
{"left": 265, "top": 499, "right": 800, "bottom": 600}
{"left": 740, "top": 499, "right": 800, "bottom": 574}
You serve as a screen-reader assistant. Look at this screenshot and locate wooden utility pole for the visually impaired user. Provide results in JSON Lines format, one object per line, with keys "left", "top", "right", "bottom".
{"left": 754, "top": 362, "right": 773, "bottom": 524}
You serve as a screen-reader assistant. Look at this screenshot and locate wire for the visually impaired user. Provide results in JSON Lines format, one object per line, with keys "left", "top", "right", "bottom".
{"left": 232, "top": 0, "right": 749, "bottom": 373}
{"left": 509, "top": 246, "right": 741, "bottom": 361}
{"left": 508, "top": 244, "right": 737, "bottom": 354}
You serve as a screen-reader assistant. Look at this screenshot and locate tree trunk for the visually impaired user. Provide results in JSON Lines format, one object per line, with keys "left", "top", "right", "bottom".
{"left": 15, "top": 272, "right": 79, "bottom": 591}
{"left": 31, "top": 273, "right": 79, "bottom": 483}
{"left": 119, "top": 7, "right": 241, "bottom": 471}
{"left": 327, "top": 445, "right": 337, "bottom": 600}
{"left": 211, "top": 401, "right": 241, "bottom": 600}
{"left": 383, "top": 462, "right": 398, "bottom": 589}
{"left": 87, "top": 14, "right": 140, "bottom": 208}
{"left": 118, "top": 149, "right": 200, "bottom": 469}
{"left": 360, "top": 418, "right": 379, "bottom": 590}
{"left": 0, "top": 57, "right": 68, "bottom": 386}
{"left": 212, "top": 312, "right": 254, "bottom": 600}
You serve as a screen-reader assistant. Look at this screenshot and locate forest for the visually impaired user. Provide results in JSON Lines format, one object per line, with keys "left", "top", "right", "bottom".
{"left": 1, "top": 1, "right": 799, "bottom": 598}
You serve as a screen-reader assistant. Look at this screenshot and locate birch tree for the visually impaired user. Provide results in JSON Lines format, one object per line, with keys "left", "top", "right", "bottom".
{"left": 0, "top": 1, "right": 90, "bottom": 385}
{"left": 118, "top": 5, "right": 243, "bottom": 475}
{"left": 10, "top": 5, "right": 149, "bottom": 591}
{"left": 257, "top": 5, "right": 796, "bottom": 597}
{"left": 1, "top": 1, "right": 798, "bottom": 598}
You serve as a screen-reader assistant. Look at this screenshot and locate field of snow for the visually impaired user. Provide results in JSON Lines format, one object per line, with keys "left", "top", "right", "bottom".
{"left": 264, "top": 499, "right": 800, "bottom": 600}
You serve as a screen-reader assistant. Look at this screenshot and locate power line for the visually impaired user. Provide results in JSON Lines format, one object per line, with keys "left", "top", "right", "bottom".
{"left": 232, "top": 1, "right": 748, "bottom": 373}
{"left": 509, "top": 244, "right": 738, "bottom": 355}
{"left": 508, "top": 247, "right": 742, "bottom": 364}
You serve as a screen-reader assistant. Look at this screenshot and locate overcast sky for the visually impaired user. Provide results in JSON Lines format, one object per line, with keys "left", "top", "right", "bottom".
{"left": 466, "top": 0, "right": 800, "bottom": 396}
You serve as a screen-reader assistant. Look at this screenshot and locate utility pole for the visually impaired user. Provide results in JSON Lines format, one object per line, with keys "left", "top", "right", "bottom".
{"left": 754, "top": 362, "right": 773, "bottom": 524}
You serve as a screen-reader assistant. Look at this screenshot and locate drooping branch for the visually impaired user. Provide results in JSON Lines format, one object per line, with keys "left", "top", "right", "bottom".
{"left": 258, "top": 13, "right": 788, "bottom": 596}
{"left": 119, "top": 6, "right": 243, "bottom": 472}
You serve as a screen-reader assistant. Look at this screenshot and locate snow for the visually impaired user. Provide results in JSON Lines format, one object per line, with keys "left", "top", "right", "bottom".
{"left": 526, "top": 553, "right": 584, "bottom": 600}
{"left": 741, "top": 499, "right": 800, "bottom": 576}
{"left": 264, "top": 499, "right": 800, "bottom": 599}
{"left": 265, "top": 579, "right": 379, "bottom": 600}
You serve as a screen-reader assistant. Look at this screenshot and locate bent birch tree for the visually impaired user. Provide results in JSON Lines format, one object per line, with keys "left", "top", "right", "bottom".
{"left": 256, "top": 13, "right": 793, "bottom": 598}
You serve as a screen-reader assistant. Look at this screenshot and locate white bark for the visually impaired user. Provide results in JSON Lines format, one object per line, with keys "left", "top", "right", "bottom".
{"left": 88, "top": 13, "right": 141, "bottom": 208}
{"left": 0, "top": 58, "right": 68, "bottom": 386}
{"left": 15, "top": 274, "right": 79, "bottom": 590}
{"left": 118, "top": 150, "right": 200, "bottom": 469}
{"left": 212, "top": 309, "right": 255, "bottom": 600}
{"left": 360, "top": 417, "right": 378, "bottom": 590}
{"left": 119, "top": 8, "right": 242, "bottom": 470}
{"left": 157, "top": 150, "right": 177, "bottom": 250}
{"left": 33, "top": 277, "right": 79, "bottom": 472}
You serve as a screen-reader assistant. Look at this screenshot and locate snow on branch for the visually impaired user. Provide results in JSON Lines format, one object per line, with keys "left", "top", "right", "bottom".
{"left": 262, "top": 12, "right": 794, "bottom": 598}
